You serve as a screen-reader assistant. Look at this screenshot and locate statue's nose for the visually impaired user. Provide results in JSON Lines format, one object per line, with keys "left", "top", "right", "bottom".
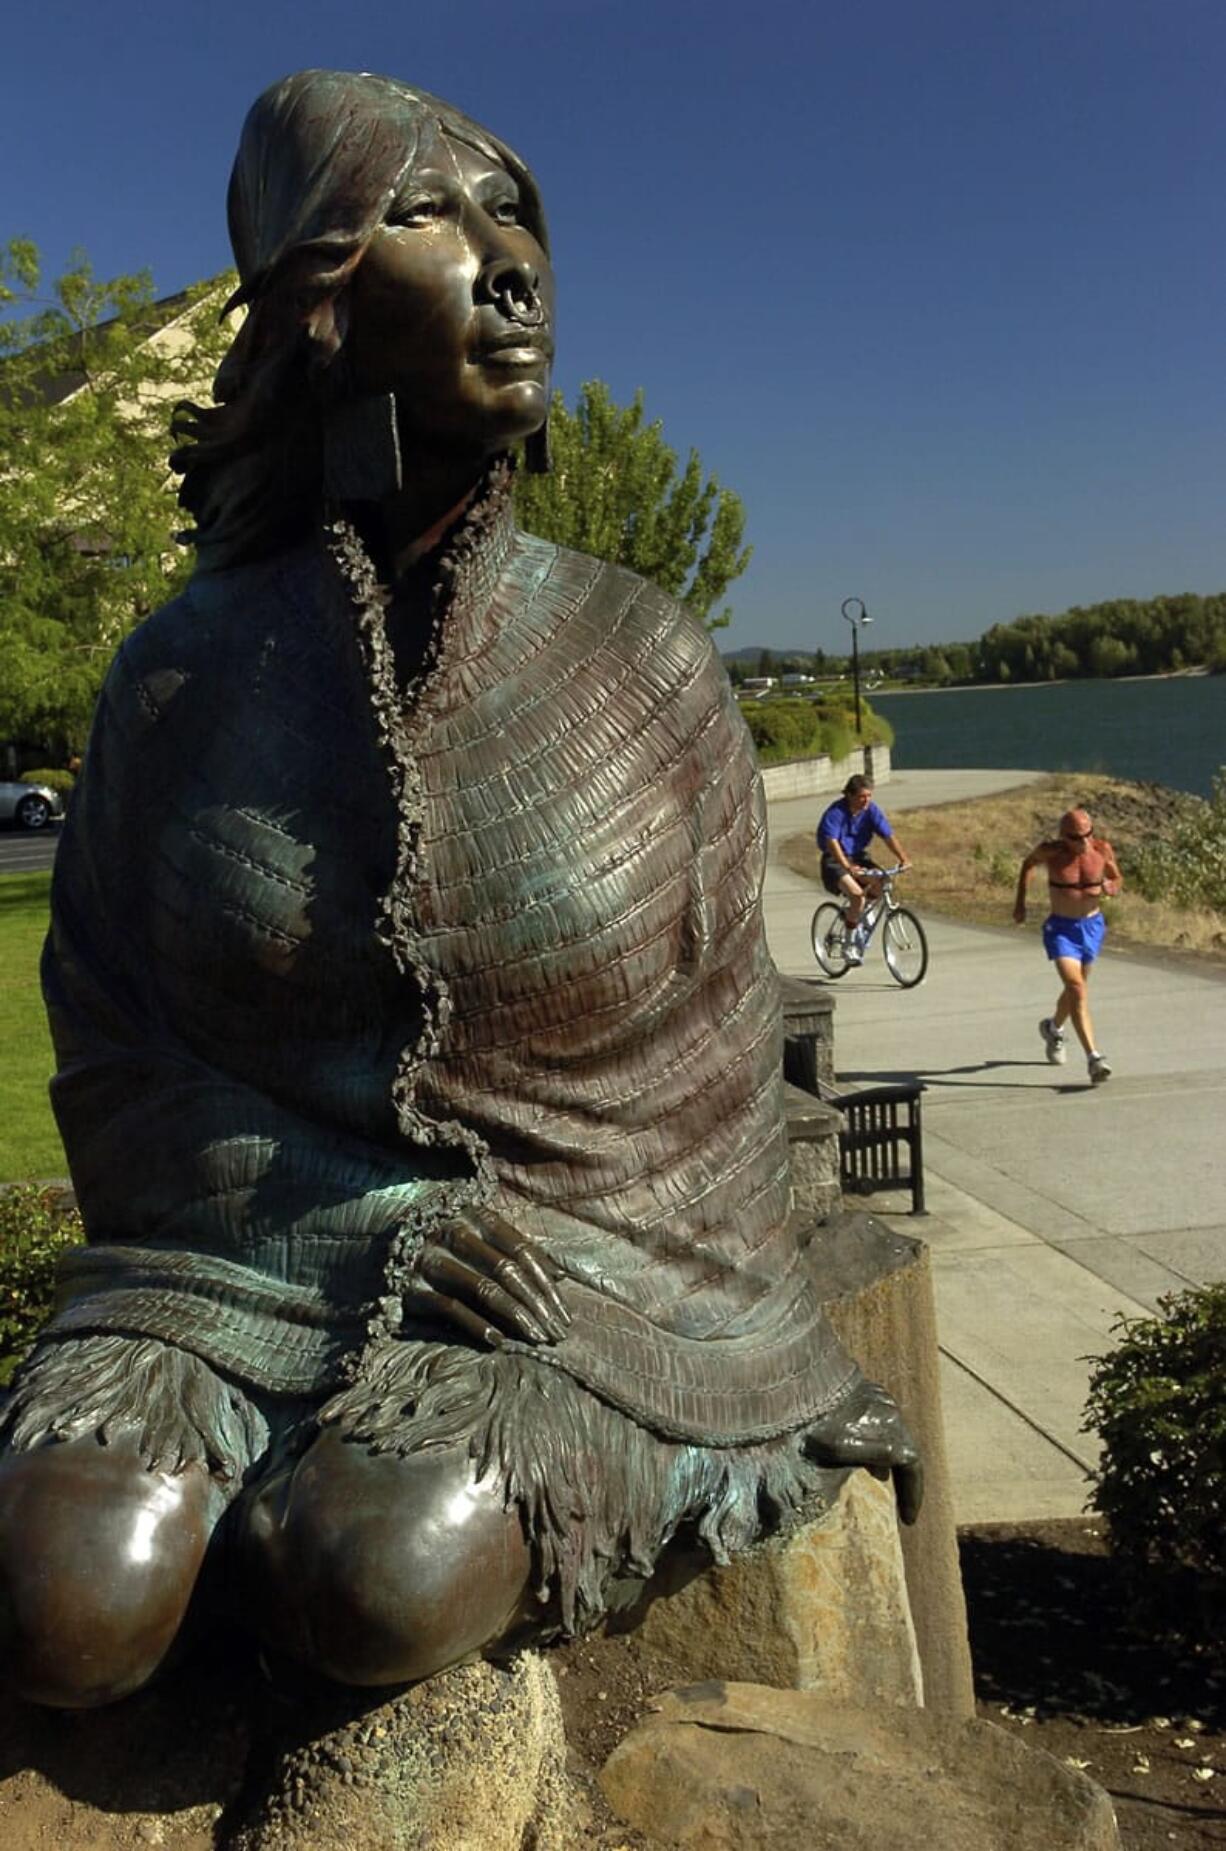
{"left": 478, "top": 257, "right": 544, "bottom": 326}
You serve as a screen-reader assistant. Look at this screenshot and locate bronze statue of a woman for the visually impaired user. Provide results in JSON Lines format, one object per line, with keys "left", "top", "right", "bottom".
{"left": 0, "top": 70, "right": 919, "bottom": 1707}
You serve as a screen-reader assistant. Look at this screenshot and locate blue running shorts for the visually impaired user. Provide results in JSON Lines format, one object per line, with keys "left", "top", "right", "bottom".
{"left": 1043, "top": 911, "right": 1107, "bottom": 964}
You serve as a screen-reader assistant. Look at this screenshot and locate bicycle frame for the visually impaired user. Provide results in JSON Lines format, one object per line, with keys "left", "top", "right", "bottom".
{"left": 811, "top": 864, "right": 928, "bottom": 988}
{"left": 844, "top": 866, "right": 906, "bottom": 948}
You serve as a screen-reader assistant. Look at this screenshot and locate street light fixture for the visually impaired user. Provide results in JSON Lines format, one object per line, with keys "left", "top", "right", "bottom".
{"left": 841, "top": 597, "right": 873, "bottom": 735}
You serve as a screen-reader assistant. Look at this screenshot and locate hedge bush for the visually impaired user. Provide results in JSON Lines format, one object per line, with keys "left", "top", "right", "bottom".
{"left": 741, "top": 696, "right": 893, "bottom": 767}
{"left": 1083, "top": 1281, "right": 1226, "bottom": 1619}
{"left": 0, "top": 1184, "right": 84, "bottom": 1385}
{"left": 19, "top": 769, "right": 75, "bottom": 795}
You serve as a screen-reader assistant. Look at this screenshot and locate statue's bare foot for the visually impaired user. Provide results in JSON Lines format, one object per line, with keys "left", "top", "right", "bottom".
{"left": 804, "top": 1379, "right": 923, "bottom": 1525}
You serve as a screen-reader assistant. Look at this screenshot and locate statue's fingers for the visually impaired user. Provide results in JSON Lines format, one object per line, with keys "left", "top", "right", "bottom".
{"left": 490, "top": 1241, "right": 570, "bottom": 1330}
{"left": 489, "top": 1256, "right": 568, "bottom": 1340}
{"left": 479, "top": 1210, "right": 564, "bottom": 1275}
{"left": 421, "top": 1248, "right": 550, "bottom": 1344}
{"left": 442, "top": 1217, "right": 495, "bottom": 1265}
{"left": 400, "top": 1280, "right": 504, "bottom": 1350}
{"left": 514, "top": 1248, "right": 570, "bottom": 1328}
{"left": 464, "top": 1212, "right": 571, "bottom": 1329}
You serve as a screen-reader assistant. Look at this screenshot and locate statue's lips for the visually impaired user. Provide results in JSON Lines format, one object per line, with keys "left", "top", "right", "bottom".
{"left": 472, "top": 333, "right": 553, "bottom": 368}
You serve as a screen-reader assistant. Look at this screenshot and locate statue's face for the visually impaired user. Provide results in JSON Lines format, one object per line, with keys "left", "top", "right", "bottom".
{"left": 344, "top": 130, "right": 554, "bottom": 455}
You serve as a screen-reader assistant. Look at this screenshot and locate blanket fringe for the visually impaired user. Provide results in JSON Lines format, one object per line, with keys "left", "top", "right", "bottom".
{"left": 318, "top": 1339, "right": 845, "bottom": 1637}
{"left": 0, "top": 1334, "right": 270, "bottom": 1482}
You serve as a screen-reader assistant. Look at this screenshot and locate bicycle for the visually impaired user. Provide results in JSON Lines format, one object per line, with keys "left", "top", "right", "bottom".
{"left": 810, "top": 865, "right": 929, "bottom": 988}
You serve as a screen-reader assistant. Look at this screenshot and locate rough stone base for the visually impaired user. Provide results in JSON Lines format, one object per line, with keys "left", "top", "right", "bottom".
{"left": 628, "top": 1471, "right": 923, "bottom": 1707}
{"left": 601, "top": 1683, "right": 1121, "bottom": 1851}
{"left": 231, "top": 1654, "right": 580, "bottom": 1851}
{"left": 784, "top": 1079, "right": 842, "bottom": 1222}
{"left": 815, "top": 1210, "right": 976, "bottom": 1715}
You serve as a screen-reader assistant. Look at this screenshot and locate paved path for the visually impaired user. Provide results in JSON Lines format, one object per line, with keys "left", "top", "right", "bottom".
{"left": 765, "top": 769, "right": 1226, "bottom": 1524}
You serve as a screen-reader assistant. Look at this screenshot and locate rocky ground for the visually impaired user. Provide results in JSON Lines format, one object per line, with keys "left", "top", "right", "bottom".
{"left": 0, "top": 1520, "right": 1220, "bottom": 1848}
{"left": 553, "top": 1518, "right": 1225, "bottom": 1850}
{"left": 956, "top": 1519, "right": 1224, "bottom": 1851}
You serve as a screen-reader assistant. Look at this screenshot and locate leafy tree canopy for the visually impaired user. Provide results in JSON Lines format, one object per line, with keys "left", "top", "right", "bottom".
{"left": 514, "top": 380, "right": 751, "bottom": 631}
{"left": 0, "top": 241, "right": 236, "bottom": 754}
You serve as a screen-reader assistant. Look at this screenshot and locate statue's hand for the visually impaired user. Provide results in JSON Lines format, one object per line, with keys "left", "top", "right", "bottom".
{"left": 401, "top": 1209, "right": 572, "bottom": 1350}
{"left": 804, "top": 1379, "right": 924, "bottom": 1526}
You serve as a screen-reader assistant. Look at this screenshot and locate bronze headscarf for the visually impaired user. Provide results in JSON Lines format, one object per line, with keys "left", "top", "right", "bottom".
{"left": 222, "top": 69, "right": 548, "bottom": 319}
{"left": 177, "top": 70, "right": 549, "bottom": 562}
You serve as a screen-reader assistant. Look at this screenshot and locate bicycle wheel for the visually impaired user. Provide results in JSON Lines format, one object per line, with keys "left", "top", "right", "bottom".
{"left": 882, "top": 907, "right": 929, "bottom": 988}
{"left": 811, "top": 903, "right": 851, "bottom": 978}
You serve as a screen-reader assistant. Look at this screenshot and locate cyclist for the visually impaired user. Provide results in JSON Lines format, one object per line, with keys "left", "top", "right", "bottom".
{"left": 1013, "top": 806, "right": 1122, "bottom": 1085}
{"left": 816, "top": 775, "right": 913, "bottom": 965}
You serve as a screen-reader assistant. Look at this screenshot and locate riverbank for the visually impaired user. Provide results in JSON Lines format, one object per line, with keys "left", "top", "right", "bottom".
{"left": 875, "top": 665, "right": 1210, "bottom": 695}
{"left": 779, "top": 772, "right": 1226, "bottom": 962}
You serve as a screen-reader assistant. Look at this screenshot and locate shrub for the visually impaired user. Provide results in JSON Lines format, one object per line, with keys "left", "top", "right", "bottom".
{"left": 815, "top": 709, "right": 853, "bottom": 766}
{"left": 1083, "top": 1281, "right": 1226, "bottom": 1618}
{"left": 0, "top": 1184, "right": 84, "bottom": 1385}
{"left": 742, "top": 698, "right": 821, "bottom": 759}
{"left": 1127, "top": 768, "right": 1226, "bottom": 912}
{"left": 19, "top": 768, "right": 75, "bottom": 795}
{"left": 741, "top": 696, "right": 892, "bottom": 767}
{"left": 971, "top": 847, "right": 1014, "bottom": 888}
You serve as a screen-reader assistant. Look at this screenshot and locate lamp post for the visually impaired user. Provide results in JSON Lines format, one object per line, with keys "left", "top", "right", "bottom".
{"left": 841, "top": 597, "right": 873, "bottom": 734}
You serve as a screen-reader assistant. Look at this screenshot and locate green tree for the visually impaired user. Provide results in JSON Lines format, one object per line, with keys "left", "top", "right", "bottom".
{"left": 918, "top": 647, "right": 952, "bottom": 685}
{"left": 1088, "top": 633, "right": 1136, "bottom": 678}
{"left": 0, "top": 241, "right": 236, "bottom": 754}
{"left": 945, "top": 643, "right": 973, "bottom": 682}
{"left": 514, "top": 380, "right": 751, "bottom": 632}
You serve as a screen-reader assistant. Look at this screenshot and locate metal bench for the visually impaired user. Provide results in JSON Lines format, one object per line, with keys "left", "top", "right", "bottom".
{"left": 830, "top": 1081, "right": 927, "bottom": 1216}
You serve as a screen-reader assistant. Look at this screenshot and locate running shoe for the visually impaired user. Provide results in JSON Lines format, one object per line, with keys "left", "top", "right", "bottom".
{"left": 844, "top": 942, "right": 864, "bottom": 966}
{"left": 1039, "top": 1017, "right": 1067, "bottom": 1065}
{"left": 1088, "top": 1054, "right": 1112, "bottom": 1085}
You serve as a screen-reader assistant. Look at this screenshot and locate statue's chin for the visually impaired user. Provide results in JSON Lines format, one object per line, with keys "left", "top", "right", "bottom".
{"left": 480, "top": 373, "right": 550, "bottom": 445}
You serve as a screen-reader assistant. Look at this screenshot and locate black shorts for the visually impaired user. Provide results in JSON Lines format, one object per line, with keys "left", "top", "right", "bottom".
{"left": 821, "top": 859, "right": 878, "bottom": 897}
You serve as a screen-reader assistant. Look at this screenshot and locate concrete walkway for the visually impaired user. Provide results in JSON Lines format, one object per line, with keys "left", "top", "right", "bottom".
{"left": 765, "top": 769, "right": 1226, "bottom": 1525}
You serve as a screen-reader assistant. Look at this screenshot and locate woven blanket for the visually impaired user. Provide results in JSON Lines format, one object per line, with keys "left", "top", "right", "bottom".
{"left": 40, "top": 471, "right": 855, "bottom": 1445}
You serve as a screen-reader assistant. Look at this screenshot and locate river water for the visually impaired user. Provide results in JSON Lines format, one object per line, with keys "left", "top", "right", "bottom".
{"left": 871, "top": 676, "right": 1224, "bottom": 798}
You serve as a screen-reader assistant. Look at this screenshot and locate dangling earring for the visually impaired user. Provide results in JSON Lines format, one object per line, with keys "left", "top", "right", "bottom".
{"left": 322, "top": 393, "right": 403, "bottom": 502}
{"left": 524, "top": 414, "right": 551, "bottom": 476}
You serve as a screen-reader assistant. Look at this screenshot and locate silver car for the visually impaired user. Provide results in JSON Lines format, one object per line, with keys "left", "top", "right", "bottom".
{"left": 0, "top": 780, "right": 64, "bottom": 831}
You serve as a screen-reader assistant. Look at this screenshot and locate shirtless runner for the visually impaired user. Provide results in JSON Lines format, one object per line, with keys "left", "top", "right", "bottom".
{"left": 1014, "top": 807, "right": 1122, "bottom": 1084}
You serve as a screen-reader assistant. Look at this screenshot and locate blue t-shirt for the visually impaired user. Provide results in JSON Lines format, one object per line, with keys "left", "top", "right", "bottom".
{"left": 816, "top": 797, "right": 892, "bottom": 864}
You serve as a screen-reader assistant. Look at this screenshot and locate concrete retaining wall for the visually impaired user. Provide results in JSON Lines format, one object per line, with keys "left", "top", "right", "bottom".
{"left": 760, "top": 742, "right": 892, "bottom": 803}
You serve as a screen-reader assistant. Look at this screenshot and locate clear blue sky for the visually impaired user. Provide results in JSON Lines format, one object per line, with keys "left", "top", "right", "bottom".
{"left": 4, "top": 0, "right": 1224, "bottom": 656}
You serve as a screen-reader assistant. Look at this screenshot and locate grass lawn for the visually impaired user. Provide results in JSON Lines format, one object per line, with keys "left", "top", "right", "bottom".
{"left": 0, "top": 871, "right": 66, "bottom": 1182}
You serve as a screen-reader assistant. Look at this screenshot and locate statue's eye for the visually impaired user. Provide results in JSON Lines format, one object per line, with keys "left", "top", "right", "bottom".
{"left": 391, "top": 196, "right": 442, "bottom": 226}
{"left": 488, "top": 196, "right": 521, "bottom": 226}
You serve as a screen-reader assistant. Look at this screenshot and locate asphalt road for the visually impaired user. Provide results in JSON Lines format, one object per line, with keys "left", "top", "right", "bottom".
{"left": 0, "top": 824, "right": 59, "bottom": 875}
